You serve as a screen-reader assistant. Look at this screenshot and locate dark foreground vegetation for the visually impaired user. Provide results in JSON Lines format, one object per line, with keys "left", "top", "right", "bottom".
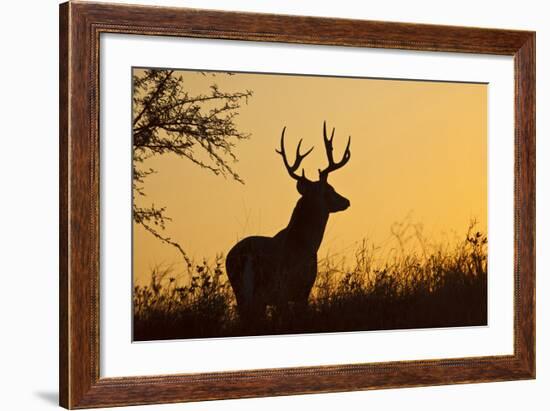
{"left": 133, "top": 223, "right": 487, "bottom": 341}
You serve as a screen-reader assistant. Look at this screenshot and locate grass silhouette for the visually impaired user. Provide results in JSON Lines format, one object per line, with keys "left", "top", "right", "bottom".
{"left": 133, "top": 221, "right": 487, "bottom": 341}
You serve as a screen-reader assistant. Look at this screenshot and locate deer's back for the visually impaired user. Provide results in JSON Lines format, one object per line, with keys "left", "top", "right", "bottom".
{"left": 226, "top": 234, "right": 318, "bottom": 305}
{"left": 225, "top": 236, "right": 281, "bottom": 301}
{"left": 226, "top": 236, "right": 280, "bottom": 279}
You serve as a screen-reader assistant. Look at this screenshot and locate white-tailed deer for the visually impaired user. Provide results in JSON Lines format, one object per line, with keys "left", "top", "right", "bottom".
{"left": 226, "top": 122, "right": 351, "bottom": 324}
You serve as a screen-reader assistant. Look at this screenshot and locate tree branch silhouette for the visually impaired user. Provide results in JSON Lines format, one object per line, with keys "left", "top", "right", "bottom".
{"left": 133, "top": 69, "right": 253, "bottom": 264}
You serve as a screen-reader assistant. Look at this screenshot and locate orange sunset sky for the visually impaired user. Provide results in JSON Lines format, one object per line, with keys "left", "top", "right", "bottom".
{"left": 132, "top": 68, "right": 487, "bottom": 285}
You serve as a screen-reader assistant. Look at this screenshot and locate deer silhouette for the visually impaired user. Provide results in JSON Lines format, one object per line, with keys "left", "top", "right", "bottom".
{"left": 226, "top": 122, "right": 351, "bottom": 324}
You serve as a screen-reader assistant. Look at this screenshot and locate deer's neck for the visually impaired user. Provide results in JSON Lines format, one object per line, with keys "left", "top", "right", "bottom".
{"left": 278, "top": 197, "right": 329, "bottom": 254}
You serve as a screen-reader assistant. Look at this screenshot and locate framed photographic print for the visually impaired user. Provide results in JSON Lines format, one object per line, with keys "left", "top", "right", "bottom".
{"left": 59, "top": 1, "right": 535, "bottom": 408}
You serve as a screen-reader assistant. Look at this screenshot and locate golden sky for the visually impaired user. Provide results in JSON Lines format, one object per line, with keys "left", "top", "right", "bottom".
{"left": 133, "top": 69, "right": 487, "bottom": 285}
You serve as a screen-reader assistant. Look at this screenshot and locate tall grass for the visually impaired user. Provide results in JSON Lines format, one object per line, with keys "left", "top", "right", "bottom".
{"left": 133, "top": 222, "right": 487, "bottom": 341}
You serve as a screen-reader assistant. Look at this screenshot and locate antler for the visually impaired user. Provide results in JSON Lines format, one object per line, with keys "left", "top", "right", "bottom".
{"left": 276, "top": 127, "right": 314, "bottom": 181}
{"left": 318, "top": 121, "right": 351, "bottom": 181}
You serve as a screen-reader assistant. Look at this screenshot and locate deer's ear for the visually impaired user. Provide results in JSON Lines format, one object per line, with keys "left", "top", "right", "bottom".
{"left": 296, "top": 179, "right": 310, "bottom": 195}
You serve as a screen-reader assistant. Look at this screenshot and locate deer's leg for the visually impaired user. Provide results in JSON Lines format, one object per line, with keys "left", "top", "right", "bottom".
{"left": 237, "top": 297, "right": 267, "bottom": 328}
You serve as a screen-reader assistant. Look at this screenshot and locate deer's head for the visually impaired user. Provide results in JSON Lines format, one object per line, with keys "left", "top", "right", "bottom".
{"left": 276, "top": 122, "right": 351, "bottom": 214}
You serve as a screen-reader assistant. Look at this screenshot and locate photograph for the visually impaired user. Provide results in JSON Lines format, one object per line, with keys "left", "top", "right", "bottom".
{"left": 0, "top": 0, "right": 542, "bottom": 409}
{"left": 132, "top": 67, "right": 488, "bottom": 341}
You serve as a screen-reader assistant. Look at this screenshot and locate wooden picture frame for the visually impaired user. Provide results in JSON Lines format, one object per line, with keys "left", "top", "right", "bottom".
{"left": 59, "top": 1, "right": 535, "bottom": 408}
